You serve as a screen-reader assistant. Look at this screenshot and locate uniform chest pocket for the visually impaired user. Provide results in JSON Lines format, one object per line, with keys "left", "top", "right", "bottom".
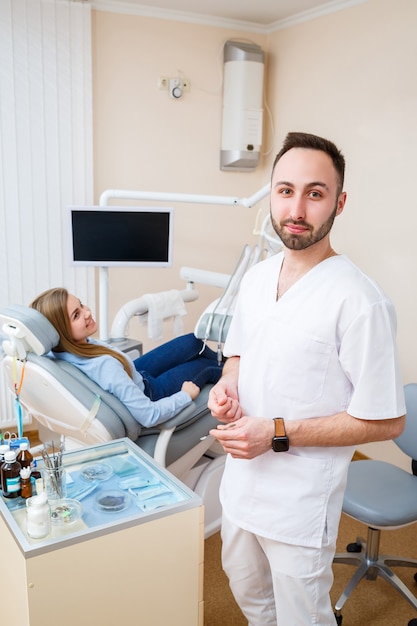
{"left": 265, "top": 325, "right": 333, "bottom": 404}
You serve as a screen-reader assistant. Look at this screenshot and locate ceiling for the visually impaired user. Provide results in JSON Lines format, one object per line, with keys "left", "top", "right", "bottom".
{"left": 92, "top": 0, "right": 364, "bottom": 31}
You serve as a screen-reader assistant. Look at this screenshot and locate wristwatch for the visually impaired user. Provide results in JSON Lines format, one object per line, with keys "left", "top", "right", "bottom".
{"left": 272, "top": 417, "right": 289, "bottom": 452}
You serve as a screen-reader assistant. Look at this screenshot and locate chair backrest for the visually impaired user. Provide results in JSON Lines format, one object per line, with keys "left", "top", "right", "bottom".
{"left": 1, "top": 304, "right": 59, "bottom": 357}
{"left": 395, "top": 383, "right": 417, "bottom": 465}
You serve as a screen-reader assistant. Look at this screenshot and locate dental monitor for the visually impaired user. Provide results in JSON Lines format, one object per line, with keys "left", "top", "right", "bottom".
{"left": 69, "top": 206, "right": 174, "bottom": 267}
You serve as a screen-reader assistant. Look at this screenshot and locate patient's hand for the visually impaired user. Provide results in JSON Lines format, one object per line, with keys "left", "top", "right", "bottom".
{"left": 181, "top": 381, "right": 200, "bottom": 400}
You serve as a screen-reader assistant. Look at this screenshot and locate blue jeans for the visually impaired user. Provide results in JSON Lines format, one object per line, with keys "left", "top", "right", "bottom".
{"left": 133, "top": 333, "right": 223, "bottom": 401}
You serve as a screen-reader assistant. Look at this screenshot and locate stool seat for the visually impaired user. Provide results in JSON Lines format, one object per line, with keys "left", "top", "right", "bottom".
{"left": 333, "top": 383, "right": 417, "bottom": 626}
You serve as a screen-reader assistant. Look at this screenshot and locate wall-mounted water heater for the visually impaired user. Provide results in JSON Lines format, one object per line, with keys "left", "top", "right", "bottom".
{"left": 220, "top": 40, "right": 265, "bottom": 171}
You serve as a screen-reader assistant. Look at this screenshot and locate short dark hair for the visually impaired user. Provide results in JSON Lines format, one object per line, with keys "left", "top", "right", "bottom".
{"left": 272, "top": 132, "right": 345, "bottom": 195}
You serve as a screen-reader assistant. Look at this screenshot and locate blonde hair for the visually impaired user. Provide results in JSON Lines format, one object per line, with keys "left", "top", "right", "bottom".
{"left": 30, "top": 287, "right": 133, "bottom": 378}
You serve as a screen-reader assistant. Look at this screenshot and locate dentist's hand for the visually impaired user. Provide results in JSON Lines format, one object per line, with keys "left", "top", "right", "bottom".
{"left": 210, "top": 416, "right": 275, "bottom": 459}
{"left": 208, "top": 385, "right": 243, "bottom": 422}
{"left": 208, "top": 355, "right": 242, "bottom": 423}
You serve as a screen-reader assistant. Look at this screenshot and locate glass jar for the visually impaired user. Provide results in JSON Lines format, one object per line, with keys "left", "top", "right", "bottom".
{"left": 42, "top": 466, "right": 67, "bottom": 500}
{"left": 26, "top": 492, "right": 51, "bottom": 539}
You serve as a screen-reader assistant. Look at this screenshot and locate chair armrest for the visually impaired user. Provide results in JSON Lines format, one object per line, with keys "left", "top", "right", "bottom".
{"left": 157, "top": 386, "right": 211, "bottom": 432}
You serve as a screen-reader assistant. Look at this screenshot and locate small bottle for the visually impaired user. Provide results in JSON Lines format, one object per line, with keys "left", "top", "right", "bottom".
{"left": 17, "top": 442, "right": 34, "bottom": 470}
{"left": 0, "top": 443, "right": 10, "bottom": 466}
{"left": 0, "top": 444, "right": 9, "bottom": 496}
{"left": 1, "top": 451, "right": 21, "bottom": 498}
{"left": 26, "top": 492, "right": 51, "bottom": 539}
{"left": 20, "top": 467, "right": 33, "bottom": 499}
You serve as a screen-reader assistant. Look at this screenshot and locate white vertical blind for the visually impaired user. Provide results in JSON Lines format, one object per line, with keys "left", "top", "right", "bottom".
{"left": 0, "top": 0, "right": 94, "bottom": 310}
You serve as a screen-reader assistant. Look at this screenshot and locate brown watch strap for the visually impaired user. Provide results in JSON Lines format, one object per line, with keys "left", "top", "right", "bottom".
{"left": 273, "top": 417, "right": 286, "bottom": 437}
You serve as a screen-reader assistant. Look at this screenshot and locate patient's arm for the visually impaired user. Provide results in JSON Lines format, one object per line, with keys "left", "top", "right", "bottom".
{"left": 208, "top": 356, "right": 242, "bottom": 423}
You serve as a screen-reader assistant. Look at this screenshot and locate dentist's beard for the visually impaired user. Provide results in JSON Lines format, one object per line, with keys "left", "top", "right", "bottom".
{"left": 271, "top": 205, "right": 337, "bottom": 251}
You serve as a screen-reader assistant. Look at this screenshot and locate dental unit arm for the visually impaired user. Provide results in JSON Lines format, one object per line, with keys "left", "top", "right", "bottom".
{"left": 109, "top": 267, "right": 231, "bottom": 342}
{"left": 98, "top": 183, "right": 271, "bottom": 341}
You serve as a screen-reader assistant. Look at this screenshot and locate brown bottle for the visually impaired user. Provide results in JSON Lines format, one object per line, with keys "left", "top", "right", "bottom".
{"left": 16, "top": 442, "right": 33, "bottom": 469}
{"left": 20, "top": 467, "right": 33, "bottom": 499}
{"left": 1, "top": 451, "right": 21, "bottom": 498}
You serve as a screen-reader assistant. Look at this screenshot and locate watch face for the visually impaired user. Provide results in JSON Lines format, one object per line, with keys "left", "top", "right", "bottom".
{"left": 272, "top": 437, "right": 289, "bottom": 452}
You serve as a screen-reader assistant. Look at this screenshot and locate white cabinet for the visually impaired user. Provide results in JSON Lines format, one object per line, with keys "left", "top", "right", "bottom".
{"left": 0, "top": 438, "right": 204, "bottom": 626}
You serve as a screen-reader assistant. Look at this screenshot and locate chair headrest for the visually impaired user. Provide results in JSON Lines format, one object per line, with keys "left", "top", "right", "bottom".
{"left": 0, "top": 304, "right": 59, "bottom": 358}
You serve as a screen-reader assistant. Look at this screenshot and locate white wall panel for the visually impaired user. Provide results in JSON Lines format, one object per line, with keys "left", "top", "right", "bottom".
{"left": 0, "top": 0, "right": 94, "bottom": 308}
{"left": 0, "top": 0, "right": 95, "bottom": 425}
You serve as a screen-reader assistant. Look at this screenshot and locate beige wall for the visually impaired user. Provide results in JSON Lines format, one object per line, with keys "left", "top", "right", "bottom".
{"left": 262, "top": 0, "right": 417, "bottom": 468}
{"left": 92, "top": 12, "right": 269, "bottom": 349}
{"left": 93, "top": 0, "right": 417, "bottom": 467}
{"left": 265, "top": 0, "right": 417, "bottom": 385}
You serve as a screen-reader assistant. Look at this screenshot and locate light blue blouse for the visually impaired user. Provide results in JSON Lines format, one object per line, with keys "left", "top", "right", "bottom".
{"left": 50, "top": 339, "right": 191, "bottom": 428}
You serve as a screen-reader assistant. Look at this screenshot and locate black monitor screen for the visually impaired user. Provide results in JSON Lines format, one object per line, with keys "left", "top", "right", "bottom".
{"left": 69, "top": 206, "right": 173, "bottom": 267}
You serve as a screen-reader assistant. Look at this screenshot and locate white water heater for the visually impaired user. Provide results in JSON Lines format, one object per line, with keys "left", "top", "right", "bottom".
{"left": 220, "top": 40, "right": 265, "bottom": 171}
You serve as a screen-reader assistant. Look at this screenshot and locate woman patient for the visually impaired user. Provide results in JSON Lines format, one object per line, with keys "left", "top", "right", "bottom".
{"left": 31, "top": 288, "right": 223, "bottom": 428}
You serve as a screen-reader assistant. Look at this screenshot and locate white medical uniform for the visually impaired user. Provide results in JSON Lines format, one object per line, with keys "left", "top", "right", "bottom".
{"left": 220, "top": 252, "right": 405, "bottom": 626}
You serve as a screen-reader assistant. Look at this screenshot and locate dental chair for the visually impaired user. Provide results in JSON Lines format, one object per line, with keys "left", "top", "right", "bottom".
{"left": 0, "top": 242, "right": 267, "bottom": 537}
{"left": 0, "top": 303, "right": 226, "bottom": 536}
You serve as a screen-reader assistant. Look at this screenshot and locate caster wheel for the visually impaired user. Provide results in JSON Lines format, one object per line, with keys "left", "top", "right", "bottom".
{"left": 408, "top": 620, "right": 417, "bottom": 626}
{"left": 347, "top": 541, "right": 362, "bottom": 553}
{"left": 334, "top": 613, "right": 343, "bottom": 625}
{"left": 414, "top": 572, "right": 417, "bottom": 583}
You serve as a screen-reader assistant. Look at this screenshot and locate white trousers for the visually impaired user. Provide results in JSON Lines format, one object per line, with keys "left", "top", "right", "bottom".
{"left": 221, "top": 515, "right": 337, "bottom": 626}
